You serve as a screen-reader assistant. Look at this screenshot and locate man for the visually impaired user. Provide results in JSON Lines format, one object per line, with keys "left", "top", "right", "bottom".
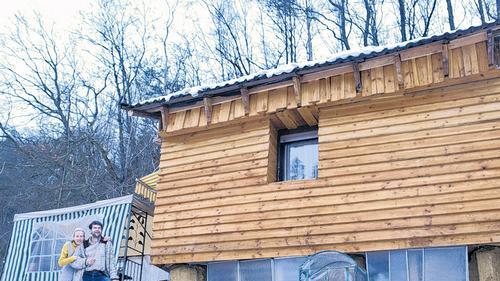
{"left": 78, "top": 220, "right": 119, "bottom": 281}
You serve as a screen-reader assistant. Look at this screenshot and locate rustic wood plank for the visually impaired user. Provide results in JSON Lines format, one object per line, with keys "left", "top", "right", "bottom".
{"left": 297, "top": 107, "right": 318, "bottom": 126}
{"left": 241, "top": 87, "right": 250, "bottom": 115}
{"left": 292, "top": 76, "right": 301, "bottom": 106}
{"left": 218, "top": 102, "right": 232, "bottom": 122}
{"left": 360, "top": 70, "right": 372, "bottom": 96}
{"left": 276, "top": 110, "right": 298, "bottom": 129}
{"left": 286, "top": 86, "right": 298, "bottom": 109}
{"left": 383, "top": 65, "right": 396, "bottom": 93}
{"left": 203, "top": 97, "right": 212, "bottom": 124}
{"left": 160, "top": 106, "right": 169, "bottom": 131}
{"left": 353, "top": 63, "right": 362, "bottom": 93}
{"left": 330, "top": 74, "right": 344, "bottom": 101}
{"left": 476, "top": 41, "right": 489, "bottom": 72}
{"left": 256, "top": 91, "right": 268, "bottom": 113}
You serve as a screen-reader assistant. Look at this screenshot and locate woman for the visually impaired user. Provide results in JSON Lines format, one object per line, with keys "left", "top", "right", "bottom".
{"left": 58, "top": 228, "right": 86, "bottom": 281}
{"left": 58, "top": 228, "right": 111, "bottom": 281}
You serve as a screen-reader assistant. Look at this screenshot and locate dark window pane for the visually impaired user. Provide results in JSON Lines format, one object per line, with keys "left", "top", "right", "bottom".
{"left": 408, "top": 249, "right": 423, "bottom": 281}
{"left": 367, "top": 251, "right": 389, "bottom": 281}
{"left": 41, "top": 240, "right": 54, "bottom": 255}
{"left": 424, "top": 247, "right": 466, "bottom": 281}
{"left": 275, "top": 257, "right": 307, "bottom": 281}
{"left": 240, "top": 259, "right": 272, "bottom": 281}
{"left": 39, "top": 256, "right": 52, "bottom": 271}
{"left": 207, "top": 261, "right": 237, "bottom": 281}
{"left": 390, "top": 250, "right": 408, "bottom": 281}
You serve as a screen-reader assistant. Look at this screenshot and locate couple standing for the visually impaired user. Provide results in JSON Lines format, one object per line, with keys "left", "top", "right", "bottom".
{"left": 58, "top": 220, "right": 119, "bottom": 281}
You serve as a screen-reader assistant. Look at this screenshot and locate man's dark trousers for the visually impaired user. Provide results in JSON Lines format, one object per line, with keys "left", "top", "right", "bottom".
{"left": 82, "top": 271, "right": 111, "bottom": 281}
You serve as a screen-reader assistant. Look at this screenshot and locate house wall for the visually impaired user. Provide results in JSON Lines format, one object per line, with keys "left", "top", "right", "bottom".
{"left": 150, "top": 30, "right": 500, "bottom": 265}
{"left": 151, "top": 76, "right": 500, "bottom": 264}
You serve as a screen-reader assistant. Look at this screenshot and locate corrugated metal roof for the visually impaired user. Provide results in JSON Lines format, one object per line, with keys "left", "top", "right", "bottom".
{"left": 126, "top": 22, "right": 497, "bottom": 111}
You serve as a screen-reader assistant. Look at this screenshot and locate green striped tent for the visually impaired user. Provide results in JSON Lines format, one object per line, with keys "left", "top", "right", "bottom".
{"left": 1, "top": 195, "right": 134, "bottom": 281}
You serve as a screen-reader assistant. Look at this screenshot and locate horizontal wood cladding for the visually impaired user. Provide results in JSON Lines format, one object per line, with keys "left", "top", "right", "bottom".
{"left": 151, "top": 77, "right": 500, "bottom": 264}
{"left": 161, "top": 35, "right": 491, "bottom": 134}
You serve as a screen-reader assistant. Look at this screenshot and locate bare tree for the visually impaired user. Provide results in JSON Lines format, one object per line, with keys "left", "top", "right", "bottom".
{"left": 307, "top": 0, "right": 352, "bottom": 50}
{"left": 446, "top": 0, "right": 456, "bottom": 30}
{"left": 397, "top": 0, "right": 407, "bottom": 41}
{"left": 261, "top": 0, "right": 300, "bottom": 62}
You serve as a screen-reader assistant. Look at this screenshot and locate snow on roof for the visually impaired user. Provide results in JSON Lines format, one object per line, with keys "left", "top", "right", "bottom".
{"left": 130, "top": 22, "right": 494, "bottom": 109}
{"left": 13, "top": 195, "right": 134, "bottom": 221}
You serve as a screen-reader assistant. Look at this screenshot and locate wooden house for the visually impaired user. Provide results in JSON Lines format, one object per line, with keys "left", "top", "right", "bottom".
{"left": 124, "top": 23, "right": 500, "bottom": 281}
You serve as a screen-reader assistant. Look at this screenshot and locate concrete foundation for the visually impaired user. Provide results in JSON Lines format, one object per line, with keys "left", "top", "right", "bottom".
{"left": 470, "top": 246, "right": 500, "bottom": 281}
{"left": 169, "top": 264, "right": 206, "bottom": 281}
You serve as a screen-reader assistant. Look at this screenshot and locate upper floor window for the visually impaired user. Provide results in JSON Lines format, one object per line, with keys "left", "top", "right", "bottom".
{"left": 278, "top": 127, "right": 318, "bottom": 181}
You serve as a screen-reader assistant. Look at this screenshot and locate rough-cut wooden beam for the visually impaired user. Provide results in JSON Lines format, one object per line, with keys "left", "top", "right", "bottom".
{"left": 249, "top": 80, "right": 294, "bottom": 94}
{"left": 359, "top": 55, "right": 396, "bottom": 71}
{"left": 292, "top": 76, "right": 302, "bottom": 106}
{"left": 127, "top": 109, "right": 161, "bottom": 120}
{"left": 448, "top": 32, "right": 487, "bottom": 49}
{"left": 203, "top": 97, "right": 212, "bottom": 124}
{"left": 442, "top": 43, "right": 450, "bottom": 78}
{"left": 352, "top": 62, "right": 362, "bottom": 93}
{"left": 160, "top": 106, "right": 169, "bottom": 131}
{"left": 394, "top": 54, "right": 404, "bottom": 89}
{"left": 301, "top": 64, "right": 352, "bottom": 82}
{"left": 240, "top": 87, "right": 250, "bottom": 115}
{"left": 399, "top": 43, "right": 442, "bottom": 61}
{"left": 297, "top": 107, "right": 318, "bottom": 126}
{"left": 487, "top": 30, "right": 495, "bottom": 68}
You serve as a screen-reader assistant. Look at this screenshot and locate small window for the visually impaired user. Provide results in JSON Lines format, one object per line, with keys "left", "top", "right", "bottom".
{"left": 495, "top": 32, "right": 500, "bottom": 68}
{"left": 278, "top": 127, "right": 318, "bottom": 181}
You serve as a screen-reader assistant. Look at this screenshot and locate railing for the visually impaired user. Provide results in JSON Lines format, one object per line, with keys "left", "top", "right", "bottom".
{"left": 134, "top": 179, "right": 157, "bottom": 203}
{"left": 118, "top": 256, "right": 144, "bottom": 280}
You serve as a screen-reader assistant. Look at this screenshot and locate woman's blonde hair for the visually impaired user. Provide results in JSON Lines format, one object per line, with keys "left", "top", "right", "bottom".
{"left": 73, "top": 227, "right": 86, "bottom": 237}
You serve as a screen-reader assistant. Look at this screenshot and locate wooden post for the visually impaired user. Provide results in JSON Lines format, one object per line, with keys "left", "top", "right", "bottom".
{"left": 353, "top": 62, "right": 362, "bottom": 93}
{"left": 203, "top": 97, "right": 212, "bottom": 124}
{"left": 394, "top": 54, "right": 404, "bottom": 89}
{"left": 487, "top": 30, "right": 495, "bottom": 68}
{"left": 160, "top": 106, "right": 169, "bottom": 131}
{"left": 292, "top": 76, "right": 301, "bottom": 106}
{"left": 442, "top": 43, "right": 450, "bottom": 78}
{"left": 240, "top": 87, "right": 250, "bottom": 115}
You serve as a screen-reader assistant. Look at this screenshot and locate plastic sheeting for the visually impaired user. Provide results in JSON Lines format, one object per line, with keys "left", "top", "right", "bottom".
{"left": 299, "top": 251, "right": 367, "bottom": 281}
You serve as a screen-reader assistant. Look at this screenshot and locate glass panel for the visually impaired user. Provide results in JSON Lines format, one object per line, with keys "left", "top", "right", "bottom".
{"left": 27, "top": 257, "right": 40, "bottom": 272}
{"left": 424, "top": 247, "right": 466, "bottom": 281}
{"left": 39, "top": 256, "right": 52, "bottom": 271}
{"left": 53, "top": 255, "right": 62, "bottom": 271}
{"left": 366, "top": 251, "right": 389, "bottom": 281}
{"left": 408, "top": 249, "right": 423, "bottom": 281}
{"left": 390, "top": 250, "right": 408, "bottom": 281}
{"left": 30, "top": 241, "right": 42, "bottom": 256}
{"left": 284, "top": 139, "right": 318, "bottom": 180}
{"left": 55, "top": 239, "right": 66, "bottom": 255}
{"left": 207, "top": 261, "right": 238, "bottom": 281}
{"left": 40, "top": 240, "right": 54, "bottom": 255}
{"left": 240, "top": 259, "right": 272, "bottom": 281}
{"left": 275, "top": 257, "right": 307, "bottom": 281}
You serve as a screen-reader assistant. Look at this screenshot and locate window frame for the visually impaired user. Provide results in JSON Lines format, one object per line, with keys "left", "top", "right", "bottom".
{"left": 277, "top": 126, "right": 319, "bottom": 182}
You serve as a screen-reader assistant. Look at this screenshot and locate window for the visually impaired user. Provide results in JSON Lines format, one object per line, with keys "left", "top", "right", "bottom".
{"left": 365, "top": 246, "right": 467, "bottom": 281}
{"left": 207, "top": 257, "right": 306, "bottom": 281}
{"left": 278, "top": 127, "right": 318, "bottom": 181}
{"left": 27, "top": 215, "right": 102, "bottom": 273}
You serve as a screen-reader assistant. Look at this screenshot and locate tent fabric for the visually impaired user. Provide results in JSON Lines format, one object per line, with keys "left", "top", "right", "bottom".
{"left": 1, "top": 196, "right": 132, "bottom": 281}
{"left": 13, "top": 195, "right": 133, "bottom": 221}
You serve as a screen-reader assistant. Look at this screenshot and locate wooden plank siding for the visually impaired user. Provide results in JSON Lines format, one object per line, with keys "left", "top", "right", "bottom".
{"left": 146, "top": 32, "right": 500, "bottom": 264}
{"left": 162, "top": 39, "right": 489, "bottom": 135}
{"left": 150, "top": 75, "right": 500, "bottom": 264}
